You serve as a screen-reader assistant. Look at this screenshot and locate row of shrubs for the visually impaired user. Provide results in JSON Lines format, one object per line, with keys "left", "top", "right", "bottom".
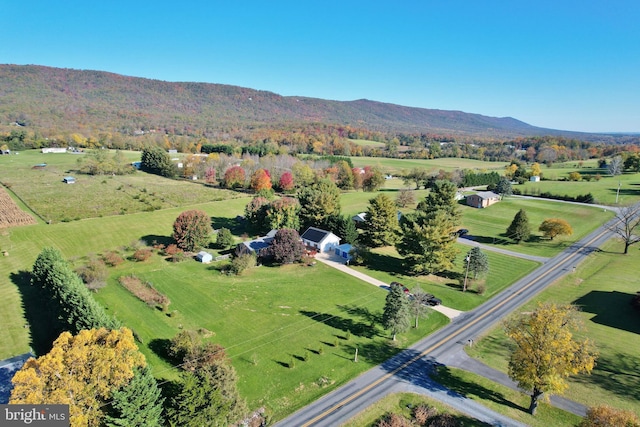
{"left": 512, "top": 188, "right": 595, "bottom": 204}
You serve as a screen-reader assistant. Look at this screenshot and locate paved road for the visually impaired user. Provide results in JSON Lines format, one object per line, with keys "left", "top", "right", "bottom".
{"left": 276, "top": 219, "right": 618, "bottom": 426}
{"left": 456, "top": 236, "right": 550, "bottom": 263}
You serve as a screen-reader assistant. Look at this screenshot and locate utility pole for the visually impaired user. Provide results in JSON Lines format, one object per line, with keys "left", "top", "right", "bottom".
{"left": 463, "top": 255, "right": 471, "bottom": 292}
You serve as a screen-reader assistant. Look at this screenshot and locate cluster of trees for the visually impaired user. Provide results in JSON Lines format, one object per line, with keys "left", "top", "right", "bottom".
{"left": 396, "top": 180, "right": 460, "bottom": 275}
{"left": 76, "top": 149, "right": 135, "bottom": 175}
{"left": 31, "top": 247, "right": 120, "bottom": 336}
{"left": 381, "top": 283, "right": 432, "bottom": 341}
{"left": 506, "top": 210, "right": 573, "bottom": 243}
{"left": 166, "top": 330, "right": 247, "bottom": 426}
{"left": 10, "top": 328, "right": 164, "bottom": 427}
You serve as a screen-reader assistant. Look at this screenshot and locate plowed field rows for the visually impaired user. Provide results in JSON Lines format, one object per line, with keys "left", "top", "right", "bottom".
{"left": 0, "top": 187, "right": 36, "bottom": 228}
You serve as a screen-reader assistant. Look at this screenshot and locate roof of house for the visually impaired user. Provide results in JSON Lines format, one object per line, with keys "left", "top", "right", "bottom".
{"left": 474, "top": 191, "right": 500, "bottom": 200}
{"left": 238, "top": 229, "right": 278, "bottom": 252}
{"left": 196, "top": 251, "right": 212, "bottom": 259}
{"left": 352, "top": 213, "right": 367, "bottom": 222}
{"left": 300, "top": 227, "right": 337, "bottom": 244}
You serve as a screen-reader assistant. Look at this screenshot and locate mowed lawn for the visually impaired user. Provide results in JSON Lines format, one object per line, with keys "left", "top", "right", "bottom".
{"left": 458, "top": 197, "right": 614, "bottom": 257}
{"left": 466, "top": 238, "right": 640, "bottom": 418}
{"left": 0, "top": 195, "right": 449, "bottom": 419}
{"left": 351, "top": 245, "right": 540, "bottom": 312}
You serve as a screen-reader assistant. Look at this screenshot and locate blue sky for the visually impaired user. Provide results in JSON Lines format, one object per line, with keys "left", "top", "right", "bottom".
{"left": 2, "top": 1, "right": 638, "bottom": 133}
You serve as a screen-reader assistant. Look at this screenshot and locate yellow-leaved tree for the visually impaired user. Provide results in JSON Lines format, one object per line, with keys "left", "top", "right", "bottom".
{"left": 505, "top": 303, "right": 597, "bottom": 415}
{"left": 10, "top": 328, "right": 145, "bottom": 427}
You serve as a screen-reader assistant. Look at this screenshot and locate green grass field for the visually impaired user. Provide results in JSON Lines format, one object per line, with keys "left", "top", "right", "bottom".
{"left": 349, "top": 139, "right": 386, "bottom": 148}
{"left": 351, "top": 245, "right": 540, "bottom": 311}
{"left": 459, "top": 197, "right": 614, "bottom": 257}
{"left": 0, "top": 150, "right": 242, "bottom": 222}
{"left": 466, "top": 238, "right": 640, "bottom": 418}
{"left": 350, "top": 156, "right": 508, "bottom": 175}
{"left": 1, "top": 151, "right": 635, "bottom": 422}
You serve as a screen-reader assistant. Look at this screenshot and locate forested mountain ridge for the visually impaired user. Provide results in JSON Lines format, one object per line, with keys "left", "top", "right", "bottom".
{"left": 0, "top": 64, "right": 612, "bottom": 142}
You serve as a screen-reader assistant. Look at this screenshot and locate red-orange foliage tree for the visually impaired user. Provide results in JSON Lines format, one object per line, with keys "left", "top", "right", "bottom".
{"left": 278, "top": 171, "right": 294, "bottom": 191}
{"left": 173, "top": 210, "right": 211, "bottom": 252}
{"left": 250, "top": 168, "right": 272, "bottom": 192}
{"left": 223, "top": 166, "right": 246, "bottom": 189}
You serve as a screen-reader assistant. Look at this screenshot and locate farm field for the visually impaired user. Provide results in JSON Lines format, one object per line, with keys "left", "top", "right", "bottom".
{"left": 466, "top": 238, "right": 640, "bottom": 418}
{"left": 350, "top": 156, "right": 508, "bottom": 174}
{"left": 458, "top": 197, "right": 614, "bottom": 257}
{"left": 0, "top": 151, "right": 634, "bottom": 422}
{"left": 0, "top": 150, "right": 243, "bottom": 222}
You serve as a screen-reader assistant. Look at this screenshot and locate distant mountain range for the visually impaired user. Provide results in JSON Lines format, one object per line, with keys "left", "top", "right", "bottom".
{"left": 0, "top": 64, "right": 622, "bottom": 141}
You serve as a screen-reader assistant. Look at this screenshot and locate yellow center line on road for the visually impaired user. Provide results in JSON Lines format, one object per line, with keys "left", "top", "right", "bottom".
{"left": 301, "top": 228, "right": 608, "bottom": 426}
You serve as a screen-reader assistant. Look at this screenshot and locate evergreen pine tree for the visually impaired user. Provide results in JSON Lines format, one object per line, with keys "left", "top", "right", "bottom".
{"left": 105, "top": 366, "right": 164, "bottom": 427}
{"left": 506, "top": 209, "right": 531, "bottom": 242}
{"left": 381, "top": 283, "right": 411, "bottom": 340}
{"left": 361, "top": 194, "right": 400, "bottom": 247}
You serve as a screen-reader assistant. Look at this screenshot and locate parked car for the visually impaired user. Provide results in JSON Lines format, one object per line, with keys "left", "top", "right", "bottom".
{"left": 455, "top": 228, "right": 469, "bottom": 237}
{"left": 390, "top": 281, "right": 411, "bottom": 295}
{"left": 426, "top": 295, "right": 442, "bottom": 306}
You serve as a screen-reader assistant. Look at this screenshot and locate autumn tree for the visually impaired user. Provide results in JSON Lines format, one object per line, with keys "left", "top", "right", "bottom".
{"left": 268, "top": 228, "right": 307, "bottom": 264}
{"left": 506, "top": 209, "right": 531, "bottom": 242}
{"left": 204, "top": 166, "right": 216, "bottom": 184}
{"left": 332, "top": 160, "right": 352, "bottom": 189}
{"left": 605, "top": 205, "right": 640, "bottom": 254}
{"left": 361, "top": 194, "right": 400, "bottom": 247}
{"left": 297, "top": 178, "right": 341, "bottom": 230}
{"left": 105, "top": 366, "right": 164, "bottom": 427}
{"left": 530, "top": 162, "right": 542, "bottom": 177}
{"left": 278, "top": 171, "right": 295, "bottom": 191}
{"left": 10, "top": 328, "right": 146, "bottom": 427}
{"left": 580, "top": 405, "right": 640, "bottom": 427}
{"left": 222, "top": 165, "right": 246, "bottom": 189}
{"left": 395, "top": 188, "right": 415, "bottom": 208}
{"left": 382, "top": 283, "right": 411, "bottom": 341}
{"left": 539, "top": 218, "right": 573, "bottom": 240}
{"left": 169, "top": 329, "right": 228, "bottom": 372}
{"left": 173, "top": 210, "right": 211, "bottom": 251}
{"left": 363, "top": 166, "right": 385, "bottom": 191}
{"left": 250, "top": 168, "right": 272, "bottom": 192}
{"left": 504, "top": 303, "right": 597, "bottom": 415}
{"left": 402, "top": 168, "right": 429, "bottom": 189}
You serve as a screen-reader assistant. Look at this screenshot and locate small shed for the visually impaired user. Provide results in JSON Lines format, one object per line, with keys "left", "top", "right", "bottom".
{"left": 530, "top": 175, "right": 540, "bottom": 182}
{"left": 334, "top": 243, "right": 353, "bottom": 261}
{"left": 62, "top": 176, "right": 76, "bottom": 184}
{"left": 196, "top": 251, "right": 213, "bottom": 264}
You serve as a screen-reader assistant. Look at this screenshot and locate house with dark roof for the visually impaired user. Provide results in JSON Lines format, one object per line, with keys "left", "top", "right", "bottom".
{"left": 466, "top": 191, "right": 500, "bottom": 208}
{"left": 235, "top": 229, "right": 278, "bottom": 257}
{"left": 300, "top": 227, "right": 341, "bottom": 253}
